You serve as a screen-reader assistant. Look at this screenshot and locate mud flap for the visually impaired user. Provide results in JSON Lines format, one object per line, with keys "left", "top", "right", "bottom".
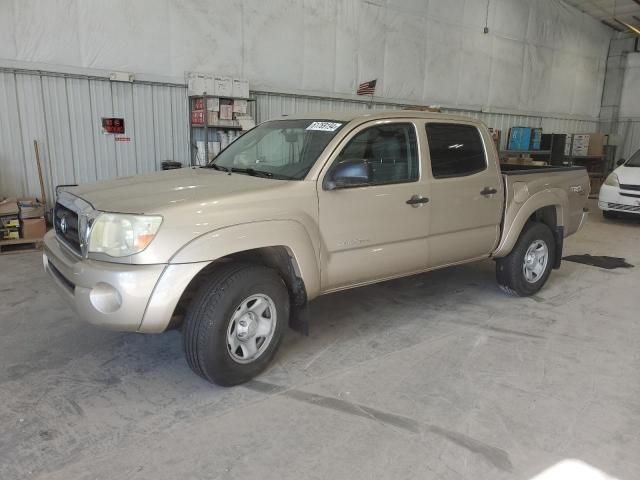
{"left": 289, "top": 302, "right": 310, "bottom": 336}
{"left": 553, "top": 226, "right": 564, "bottom": 269}
{"left": 288, "top": 276, "right": 309, "bottom": 336}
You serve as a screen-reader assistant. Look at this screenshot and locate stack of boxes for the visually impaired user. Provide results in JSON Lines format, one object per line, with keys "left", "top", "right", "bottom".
{"left": 0, "top": 198, "right": 46, "bottom": 242}
{"left": 0, "top": 200, "right": 20, "bottom": 240}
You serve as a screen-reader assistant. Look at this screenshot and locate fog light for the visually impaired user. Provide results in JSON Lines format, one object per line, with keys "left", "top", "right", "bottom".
{"left": 89, "top": 282, "right": 122, "bottom": 313}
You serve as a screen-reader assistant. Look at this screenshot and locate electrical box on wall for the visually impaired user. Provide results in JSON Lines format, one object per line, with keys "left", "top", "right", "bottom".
{"left": 109, "top": 71, "right": 135, "bottom": 82}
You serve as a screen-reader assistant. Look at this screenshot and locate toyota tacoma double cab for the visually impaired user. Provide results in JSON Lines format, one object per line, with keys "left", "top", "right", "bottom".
{"left": 44, "top": 111, "right": 589, "bottom": 385}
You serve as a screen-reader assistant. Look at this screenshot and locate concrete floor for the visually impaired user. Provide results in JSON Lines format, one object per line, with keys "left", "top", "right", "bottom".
{"left": 1, "top": 200, "right": 639, "bottom": 480}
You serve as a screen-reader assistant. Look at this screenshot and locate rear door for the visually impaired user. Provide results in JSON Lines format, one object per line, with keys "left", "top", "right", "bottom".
{"left": 317, "top": 120, "right": 431, "bottom": 291}
{"left": 424, "top": 122, "right": 504, "bottom": 266}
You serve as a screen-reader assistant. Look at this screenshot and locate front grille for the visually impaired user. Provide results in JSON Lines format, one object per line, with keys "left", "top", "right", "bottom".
{"left": 54, "top": 202, "right": 81, "bottom": 254}
{"left": 608, "top": 202, "right": 640, "bottom": 212}
{"left": 619, "top": 184, "right": 640, "bottom": 192}
{"left": 620, "top": 192, "right": 640, "bottom": 199}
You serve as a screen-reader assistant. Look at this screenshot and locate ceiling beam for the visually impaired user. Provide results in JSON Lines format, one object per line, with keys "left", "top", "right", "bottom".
{"left": 602, "top": 19, "right": 625, "bottom": 31}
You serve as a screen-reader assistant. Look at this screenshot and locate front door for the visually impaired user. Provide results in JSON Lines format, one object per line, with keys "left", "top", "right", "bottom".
{"left": 317, "top": 121, "right": 431, "bottom": 291}
{"left": 423, "top": 122, "right": 503, "bottom": 266}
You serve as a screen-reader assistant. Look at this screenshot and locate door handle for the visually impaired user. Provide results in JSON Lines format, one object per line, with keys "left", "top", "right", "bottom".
{"left": 406, "top": 195, "right": 430, "bottom": 206}
{"left": 480, "top": 187, "right": 498, "bottom": 196}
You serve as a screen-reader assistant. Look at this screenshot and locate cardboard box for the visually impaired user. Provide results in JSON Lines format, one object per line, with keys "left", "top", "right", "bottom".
{"left": 186, "top": 72, "right": 215, "bottom": 96}
{"left": 193, "top": 97, "right": 205, "bottom": 110}
{"left": 588, "top": 133, "right": 607, "bottom": 156}
{"left": 191, "top": 110, "right": 205, "bottom": 125}
{"left": 232, "top": 78, "right": 250, "bottom": 98}
{"left": 207, "top": 111, "right": 219, "bottom": 125}
{"left": 2, "top": 230, "right": 19, "bottom": 240}
{"left": 22, "top": 217, "right": 46, "bottom": 239}
{"left": 18, "top": 198, "right": 45, "bottom": 219}
{"left": 1, "top": 215, "right": 20, "bottom": 228}
{"left": 213, "top": 76, "right": 233, "bottom": 97}
{"left": 219, "top": 101, "right": 233, "bottom": 120}
{"left": 233, "top": 99, "right": 248, "bottom": 114}
{"left": 207, "top": 97, "right": 220, "bottom": 112}
{"left": 0, "top": 198, "right": 19, "bottom": 216}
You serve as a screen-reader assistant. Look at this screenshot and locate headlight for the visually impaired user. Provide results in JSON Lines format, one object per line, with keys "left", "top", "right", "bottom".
{"left": 88, "top": 213, "right": 162, "bottom": 257}
{"left": 603, "top": 173, "right": 619, "bottom": 187}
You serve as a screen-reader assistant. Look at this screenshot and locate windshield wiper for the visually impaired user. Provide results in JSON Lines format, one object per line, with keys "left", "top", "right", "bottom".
{"left": 231, "top": 167, "right": 281, "bottom": 178}
{"left": 204, "top": 163, "right": 231, "bottom": 173}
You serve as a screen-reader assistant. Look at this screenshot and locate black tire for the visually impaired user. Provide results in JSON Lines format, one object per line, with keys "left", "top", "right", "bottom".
{"left": 183, "top": 263, "right": 289, "bottom": 386}
{"left": 496, "top": 222, "right": 555, "bottom": 297}
{"left": 602, "top": 210, "right": 617, "bottom": 220}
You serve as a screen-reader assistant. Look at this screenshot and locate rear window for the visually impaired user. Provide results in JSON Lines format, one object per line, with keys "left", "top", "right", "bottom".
{"left": 426, "top": 123, "right": 487, "bottom": 178}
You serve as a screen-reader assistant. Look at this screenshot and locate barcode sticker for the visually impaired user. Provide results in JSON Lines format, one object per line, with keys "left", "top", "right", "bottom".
{"left": 306, "top": 121, "right": 342, "bottom": 132}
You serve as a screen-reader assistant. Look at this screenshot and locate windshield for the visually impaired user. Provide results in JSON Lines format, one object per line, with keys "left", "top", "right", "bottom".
{"left": 208, "top": 119, "right": 346, "bottom": 179}
{"left": 624, "top": 149, "right": 640, "bottom": 167}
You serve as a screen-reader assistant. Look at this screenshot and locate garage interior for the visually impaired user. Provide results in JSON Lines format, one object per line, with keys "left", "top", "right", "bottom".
{"left": 1, "top": 1, "right": 640, "bottom": 479}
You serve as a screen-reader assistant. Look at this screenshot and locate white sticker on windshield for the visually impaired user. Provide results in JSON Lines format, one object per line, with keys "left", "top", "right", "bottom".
{"left": 306, "top": 121, "right": 342, "bottom": 132}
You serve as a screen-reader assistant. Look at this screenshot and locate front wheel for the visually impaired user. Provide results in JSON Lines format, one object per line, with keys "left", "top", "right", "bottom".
{"left": 496, "top": 222, "right": 555, "bottom": 297}
{"left": 183, "top": 263, "right": 289, "bottom": 386}
{"left": 602, "top": 210, "right": 617, "bottom": 220}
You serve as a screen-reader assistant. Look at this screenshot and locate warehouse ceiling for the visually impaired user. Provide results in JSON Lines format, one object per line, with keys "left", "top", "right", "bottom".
{"left": 564, "top": 0, "right": 640, "bottom": 31}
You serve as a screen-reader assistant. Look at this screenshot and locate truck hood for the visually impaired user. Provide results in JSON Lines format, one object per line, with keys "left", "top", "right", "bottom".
{"left": 67, "top": 167, "right": 284, "bottom": 214}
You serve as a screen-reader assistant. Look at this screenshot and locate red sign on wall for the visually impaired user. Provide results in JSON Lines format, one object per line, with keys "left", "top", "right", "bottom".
{"left": 102, "top": 117, "right": 125, "bottom": 134}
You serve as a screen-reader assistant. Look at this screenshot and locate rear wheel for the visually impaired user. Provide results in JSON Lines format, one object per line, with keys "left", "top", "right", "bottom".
{"left": 496, "top": 222, "right": 555, "bottom": 297}
{"left": 183, "top": 263, "right": 289, "bottom": 386}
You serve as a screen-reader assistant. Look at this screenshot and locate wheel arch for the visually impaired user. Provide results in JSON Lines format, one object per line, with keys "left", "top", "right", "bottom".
{"left": 494, "top": 189, "right": 567, "bottom": 259}
{"left": 147, "top": 220, "right": 320, "bottom": 334}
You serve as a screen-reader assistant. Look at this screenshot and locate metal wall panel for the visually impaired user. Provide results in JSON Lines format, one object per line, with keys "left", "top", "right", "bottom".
{"left": 42, "top": 76, "right": 75, "bottom": 200}
{"left": 254, "top": 91, "right": 599, "bottom": 151}
{"left": 67, "top": 78, "right": 98, "bottom": 185}
{"left": 112, "top": 82, "right": 137, "bottom": 178}
{"left": 0, "top": 70, "right": 190, "bottom": 208}
{"left": 171, "top": 87, "right": 189, "bottom": 166}
{"left": 15, "top": 74, "right": 48, "bottom": 201}
{"left": 132, "top": 84, "right": 156, "bottom": 174}
{"left": 0, "top": 73, "right": 25, "bottom": 197}
{"left": 618, "top": 120, "right": 640, "bottom": 159}
{"left": 152, "top": 86, "right": 174, "bottom": 166}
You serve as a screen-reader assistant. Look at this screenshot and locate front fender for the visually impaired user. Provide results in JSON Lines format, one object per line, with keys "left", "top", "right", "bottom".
{"left": 493, "top": 188, "right": 567, "bottom": 258}
{"left": 170, "top": 220, "right": 321, "bottom": 299}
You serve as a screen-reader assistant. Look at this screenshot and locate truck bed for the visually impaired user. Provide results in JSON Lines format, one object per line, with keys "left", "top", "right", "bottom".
{"left": 500, "top": 163, "right": 586, "bottom": 175}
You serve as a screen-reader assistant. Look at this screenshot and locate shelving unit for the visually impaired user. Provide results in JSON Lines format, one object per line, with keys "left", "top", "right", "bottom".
{"left": 188, "top": 93, "right": 256, "bottom": 166}
{"left": 565, "top": 135, "right": 613, "bottom": 198}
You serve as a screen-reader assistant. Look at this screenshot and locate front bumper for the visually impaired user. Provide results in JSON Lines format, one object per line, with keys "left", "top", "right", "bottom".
{"left": 43, "top": 230, "right": 166, "bottom": 331}
{"left": 598, "top": 184, "right": 640, "bottom": 214}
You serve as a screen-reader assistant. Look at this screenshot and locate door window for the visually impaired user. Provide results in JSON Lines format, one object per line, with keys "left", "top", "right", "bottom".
{"left": 426, "top": 123, "right": 487, "bottom": 178}
{"left": 333, "top": 123, "right": 419, "bottom": 185}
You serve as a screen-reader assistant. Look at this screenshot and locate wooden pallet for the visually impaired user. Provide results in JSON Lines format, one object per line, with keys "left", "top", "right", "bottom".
{"left": 0, "top": 237, "right": 43, "bottom": 255}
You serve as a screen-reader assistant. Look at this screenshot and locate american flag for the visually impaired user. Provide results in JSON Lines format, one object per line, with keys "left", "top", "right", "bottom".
{"left": 357, "top": 79, "right": 377, "bottom": 96}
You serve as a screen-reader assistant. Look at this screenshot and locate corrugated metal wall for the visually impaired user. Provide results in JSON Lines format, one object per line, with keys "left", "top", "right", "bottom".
{"left": 0, "top": 70, "right": 600, "bottom": 210}
{"left": 618, "top": 120, "right": 640, "bottom": 159}
{"left": 0, "top": 69, "right": 189, "bottom": 207}
{"left": 253, "top": 91, "right": 598, "bottom": 150}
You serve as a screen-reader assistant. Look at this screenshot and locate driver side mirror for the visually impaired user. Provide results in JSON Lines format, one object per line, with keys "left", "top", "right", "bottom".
{"left": 324, "top": 159, "right": 373, "bottom": 190}
{"left": 616, "top": 158, "right": 626, "bottom": 166}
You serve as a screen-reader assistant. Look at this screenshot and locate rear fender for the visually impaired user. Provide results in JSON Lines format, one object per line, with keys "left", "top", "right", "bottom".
{"left": 493, "top": 189, "right": 567, "bottom": 258}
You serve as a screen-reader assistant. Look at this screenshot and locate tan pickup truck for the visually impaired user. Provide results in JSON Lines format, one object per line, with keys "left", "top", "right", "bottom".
{"left": 44, "top": 111, "right": 589, "bottom": 385}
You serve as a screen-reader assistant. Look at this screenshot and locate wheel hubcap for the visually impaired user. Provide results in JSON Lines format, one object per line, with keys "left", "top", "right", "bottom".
{"left": 227, "top": 294, "right": 277, "bottom": 364}
{"left": 522, "top": 239, "right": 549, "bottom": 284}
